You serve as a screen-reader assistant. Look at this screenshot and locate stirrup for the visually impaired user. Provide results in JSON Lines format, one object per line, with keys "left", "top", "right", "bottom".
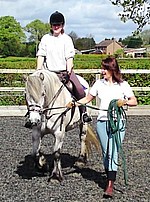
{"left": 82, "top": 112, "right": 92, "bottom": 123}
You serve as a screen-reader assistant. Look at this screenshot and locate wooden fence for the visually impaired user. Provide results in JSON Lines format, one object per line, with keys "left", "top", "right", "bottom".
{"left": 0, "top": 69, "right": 150, "bottom": 116}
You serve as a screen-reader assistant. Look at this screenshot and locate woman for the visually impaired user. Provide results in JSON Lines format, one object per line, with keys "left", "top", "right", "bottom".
{"left": 67, "top": 57, "right": 137, "bottom": 198}
{"left": 36, "top": 11, "right": 91, "bottom": 122}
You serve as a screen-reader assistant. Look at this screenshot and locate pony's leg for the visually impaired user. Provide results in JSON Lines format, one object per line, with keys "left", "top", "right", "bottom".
{"left": 49, "top": 130, "right": 65, "bottom": 182}
{"left": 32, "top": 126, "right": 46, "bottom": 169}
{"left": 32, "top": 126, "right": 41, "bottom": 156}
{"left": 75, "top": 122, "right": 88, "bottom": 167}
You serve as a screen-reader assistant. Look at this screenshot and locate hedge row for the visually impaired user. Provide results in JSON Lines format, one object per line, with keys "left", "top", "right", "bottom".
{"left": 0, "top": 56, "right": 150, "bottom": 105}
{"left": 0, "top": 55, "right": 149, "bottom": 69}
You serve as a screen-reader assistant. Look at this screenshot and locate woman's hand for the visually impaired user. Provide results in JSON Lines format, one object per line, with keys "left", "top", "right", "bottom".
{"left": 117, "top": 99, "right": 127, "bottom": 107}
{"left": 66, "top": 101, "right": 75, "bottom": 108}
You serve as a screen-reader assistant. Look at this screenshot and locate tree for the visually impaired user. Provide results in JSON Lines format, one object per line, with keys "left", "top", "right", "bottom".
{"left": 140, "top": 29, "right": 150, "bottom": 45}
{"left": 75, "top": 37, "right": 96, "bottom": 50}
{"left": 24, "top": 20, "right": 50, "bottom": 52}
{"left": 110, "top": 0, "right": 150, "bottom": 33}
{"left": 122, "top": 35, "right": 143, "bottom": 48}
{"left": 0, "top": 16, "right": 26, "bottom": 56}
{"left": 19, "top": 42, "right": 36, "bottom": 57}
{"left": 114, "top": 48, "right": 124, "bottom": 57}
{"left": 24, "top": 20, "right": 50, "bottom": 54}
{"left": 69, "top": 31, "right": 78, "bottom": 45}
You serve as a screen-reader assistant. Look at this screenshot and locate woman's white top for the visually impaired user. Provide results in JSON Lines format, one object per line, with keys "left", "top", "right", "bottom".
{"left": 36, "top": 33, "right": 75, "bottom": 71}
{"left": 89, "top": 79, "right": 134, "bottom": 120}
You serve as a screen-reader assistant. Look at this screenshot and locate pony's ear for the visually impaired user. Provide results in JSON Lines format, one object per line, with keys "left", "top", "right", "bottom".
{"left": 22, "top": 74, "right": 28, "bottom": 82}
{"left": 39, "top": 73, "right": 44, "bottom": 81}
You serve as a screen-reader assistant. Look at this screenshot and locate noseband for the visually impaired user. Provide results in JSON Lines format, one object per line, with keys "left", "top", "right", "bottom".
{"left": 28, "top": 104, "right": 42, "bottom": 114}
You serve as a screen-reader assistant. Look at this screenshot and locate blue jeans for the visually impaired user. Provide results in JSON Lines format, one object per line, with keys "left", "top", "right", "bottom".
{"left": 96, "top": 120, "right": 125, "bottom": 171}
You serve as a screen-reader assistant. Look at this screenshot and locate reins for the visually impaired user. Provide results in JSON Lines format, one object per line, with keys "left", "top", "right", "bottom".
{"left": 45, "top": 84, "right": 64, "bottom": 110}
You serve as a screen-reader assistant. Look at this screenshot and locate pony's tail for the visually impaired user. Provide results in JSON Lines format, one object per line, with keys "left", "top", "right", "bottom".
{"left": 85, "top": 124, "right": 101, "bottom": 157}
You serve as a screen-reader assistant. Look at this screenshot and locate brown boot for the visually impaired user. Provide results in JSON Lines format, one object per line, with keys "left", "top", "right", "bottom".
{"left": 103, "top": 180, "right": 114, "bottom": 198}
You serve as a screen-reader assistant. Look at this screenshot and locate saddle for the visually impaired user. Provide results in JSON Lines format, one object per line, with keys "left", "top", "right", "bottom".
{"left": 55, "top": 70, "right": 75, "bottom": 97}
{"left": 56, "top": 70, "right": 92, "bottom": 126}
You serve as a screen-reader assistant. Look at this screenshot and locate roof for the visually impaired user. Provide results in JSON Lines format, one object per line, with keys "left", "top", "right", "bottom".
{"left": 95, "top": 39, "right": 123, "bottom": 47}
{"left": 124, "top": 48, "right": 146, "bottom": 54}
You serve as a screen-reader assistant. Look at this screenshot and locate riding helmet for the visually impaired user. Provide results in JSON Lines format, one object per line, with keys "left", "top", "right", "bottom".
{"left": 50, "top": 11, "right": 65, "bottom": 25}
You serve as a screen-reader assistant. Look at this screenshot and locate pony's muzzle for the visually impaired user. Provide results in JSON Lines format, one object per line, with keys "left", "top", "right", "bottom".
{"left": 29, "top": 111, "right": 42, "bottom": 127}
{"left": 31, "top": 122, "right": 39, "bottom": 127}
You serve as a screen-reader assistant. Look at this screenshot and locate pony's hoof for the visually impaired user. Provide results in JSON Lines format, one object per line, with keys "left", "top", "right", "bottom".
{"left": 48, "top": 173, "right": 64, "bottom": 183}
{"left": 74, "top": 156, "right": 87, "bottom": 168}
{"left": 74, "top": 161, "right": 85, "bottom": 168}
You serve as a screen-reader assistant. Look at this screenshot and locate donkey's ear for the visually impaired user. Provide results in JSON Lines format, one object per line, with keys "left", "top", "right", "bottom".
{"left": 39, "top": 73, "right": 44, "bottom": 81}
{"left": 22, "top": 74, "right": 28, "bottom": 82}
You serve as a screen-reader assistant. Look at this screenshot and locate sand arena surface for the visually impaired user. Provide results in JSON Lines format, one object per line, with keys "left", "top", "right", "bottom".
{"left": 0, "top": 116, "right": 149, "bottom": 202}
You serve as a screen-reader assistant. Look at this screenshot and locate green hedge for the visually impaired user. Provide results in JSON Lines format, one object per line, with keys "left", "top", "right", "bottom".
{"left": 0, "top": 56, "right": 150, "bottom": 105}
{"left": 0, "top": 55, "right": 149, "bottom": 69}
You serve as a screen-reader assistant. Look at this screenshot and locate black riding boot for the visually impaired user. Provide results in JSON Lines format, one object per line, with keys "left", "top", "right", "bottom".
{"left": 79, "top": 106, "right": 92, "bottom": 123}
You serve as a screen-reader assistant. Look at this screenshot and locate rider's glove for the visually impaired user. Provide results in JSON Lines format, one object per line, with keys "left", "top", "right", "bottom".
{"left": 117, "top": 99, "right": 127, "bottom": 107}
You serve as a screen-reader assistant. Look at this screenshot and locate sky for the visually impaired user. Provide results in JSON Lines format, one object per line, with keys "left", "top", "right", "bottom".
{"left": 0, "top": 0, "right": 149, "bottom": 43}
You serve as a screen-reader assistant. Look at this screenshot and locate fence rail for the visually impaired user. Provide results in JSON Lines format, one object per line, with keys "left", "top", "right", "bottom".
{"left": 0, "top": 69, "right": 149, "bottom": 116}
{"left": 0, "top": 69, "right": 150, "bottom": 74}
{"left": 0, "top": 86, "right": 150, "bottom": 92}
{"left": 0, "top": 68, "right": 150, "bottom": 92}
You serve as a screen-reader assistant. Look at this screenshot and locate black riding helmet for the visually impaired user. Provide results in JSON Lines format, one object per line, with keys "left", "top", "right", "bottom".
{"left": 50, "top": 11, "right": 65, "bottom": 25}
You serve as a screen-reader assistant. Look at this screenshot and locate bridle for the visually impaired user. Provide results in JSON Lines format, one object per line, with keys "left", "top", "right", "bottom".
{"left": 28, "top": 104, "right": 43, "bottom": 115}
{"left": 26, "top": 83, "right": 70, "bottom": 126}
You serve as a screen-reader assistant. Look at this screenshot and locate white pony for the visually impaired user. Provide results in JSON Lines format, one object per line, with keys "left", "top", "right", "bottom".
{"left": 24, "top": 69, "right": 99, "bottom": 181}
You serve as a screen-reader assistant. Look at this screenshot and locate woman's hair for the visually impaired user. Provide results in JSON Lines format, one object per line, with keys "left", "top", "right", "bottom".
{"left": 102, "top": 57, "right": 123, "bottom": 83}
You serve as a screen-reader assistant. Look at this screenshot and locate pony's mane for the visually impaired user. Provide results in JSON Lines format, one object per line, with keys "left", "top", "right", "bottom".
{"left": 42, "top": 70, "right": 62, "bottom": 103}
{"left": 26, "top": 70, "right": 63, "bottom": 106}
{"left": 26, "top": 76, "right": 43, "bottom": 103}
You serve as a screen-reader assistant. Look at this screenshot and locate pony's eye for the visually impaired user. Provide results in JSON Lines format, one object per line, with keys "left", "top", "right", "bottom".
{"left": 42, "top": 93, "right": 45, "bottom": 96}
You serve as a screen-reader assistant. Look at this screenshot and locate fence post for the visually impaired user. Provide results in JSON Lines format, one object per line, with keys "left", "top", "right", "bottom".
{"left": 95, "top": 73, "right": 101, "bottom": 107}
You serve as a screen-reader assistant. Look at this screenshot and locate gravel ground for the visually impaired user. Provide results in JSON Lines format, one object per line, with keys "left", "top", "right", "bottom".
{"left": 0, "top": 116, "right": 149, "bottom": 202}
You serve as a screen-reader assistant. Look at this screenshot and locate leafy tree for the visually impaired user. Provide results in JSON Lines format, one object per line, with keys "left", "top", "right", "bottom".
{"left": 118, "top": 38, "right": 123, "bottom": 43}
{"left": 24, "top": 20, "right": 50, "bottom": 52}
{"left": 69, "top": 31, "right": 78, "bottom": 45}
{"left": 0, "top": 16, "right": 26, "bottom": 56}
{"left": 24, "top": 19, "right": 50, "bottom": 42}
{"left": 140, "top": 29, "right": 150, "bottom": 45}
{"left": 110, "top": 0, "right": 150, "bottom": 33}
{"left": 75, "top": 37, "right": 96, "bottom": 50}
{"left": 19, "top": 42, "right": 36, "bottom": 57}
{"left": 114, "top": 48, "right": 124, "bottom": 57}
{"left": 122, "top": 35, "right": 143, "bottom": 48}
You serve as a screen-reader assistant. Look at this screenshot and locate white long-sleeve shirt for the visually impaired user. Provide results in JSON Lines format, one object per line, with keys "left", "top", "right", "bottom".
{"left": 36, "top": 33, "right": 75, "bottom": 71}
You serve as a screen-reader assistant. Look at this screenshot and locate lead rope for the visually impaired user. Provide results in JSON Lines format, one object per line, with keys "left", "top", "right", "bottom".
{"left": 107, "top": 99, "right": 128, "bottom": 185}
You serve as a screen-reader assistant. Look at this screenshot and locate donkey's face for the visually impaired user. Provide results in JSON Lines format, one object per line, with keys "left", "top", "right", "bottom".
{"left": 25, "top": 73, "right": 45, "bottom": 126}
